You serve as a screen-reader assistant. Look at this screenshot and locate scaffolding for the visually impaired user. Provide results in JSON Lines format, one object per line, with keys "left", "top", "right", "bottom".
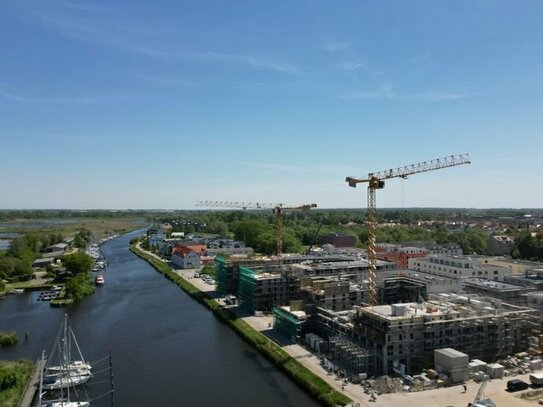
{"left": 238, "top": 266, "right": 257, "bottom": 313}
{"left": 328, "top": 335, "right": 371, "bottom": 376}
{"left": 215, "top": 256, "right": 229, "bottom": 295}
{"left": 273, "top": 307, "right": 305, "bottom": 342}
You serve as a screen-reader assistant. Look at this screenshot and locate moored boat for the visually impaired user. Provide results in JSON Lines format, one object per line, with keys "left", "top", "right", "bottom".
{"left": 42, "top": 370, "right": 92, "bottom": 391}
{"left": 95, "top": 273, "right": 105, "bottom": 286}
{"left": 43, "top": 401, "right": 90, "bottom": 407}
{"left": 47, "top": 360, "right": 92, "bottom": 373}
{"left": 43, "top": 315, "right": 93, "bottom": 391}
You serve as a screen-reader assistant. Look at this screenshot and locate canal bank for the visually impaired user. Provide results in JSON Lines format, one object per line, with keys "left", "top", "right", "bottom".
{"left": 1, "top": 230, "right": 320, "bottom": 407}
{"left": 129, "top": 242, "right": 351, "bottom": 407}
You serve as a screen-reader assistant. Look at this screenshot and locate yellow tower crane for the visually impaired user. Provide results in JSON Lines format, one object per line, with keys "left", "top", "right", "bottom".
{"left": 196, "top": 201, "right": 317, "bottom": 271}
{"left": 346, "top": 153, "right": 471, "bottom": 306}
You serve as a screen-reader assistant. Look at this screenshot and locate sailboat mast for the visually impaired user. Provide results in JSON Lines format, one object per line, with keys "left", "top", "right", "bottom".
{"left": 109, "top": 351, "right": 114, "bottom": 407}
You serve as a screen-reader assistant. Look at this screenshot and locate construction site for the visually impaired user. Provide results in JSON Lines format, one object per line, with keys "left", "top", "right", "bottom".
{"left": 197, "top": 154, "right": 543, "bottom": 406}
{"left": 310, "top": 294, "right": 539, "bottom": 378}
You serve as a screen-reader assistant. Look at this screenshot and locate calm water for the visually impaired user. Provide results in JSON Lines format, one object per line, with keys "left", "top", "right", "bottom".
{"left": 0, "top": 230, "right": 318, "bottom": 407}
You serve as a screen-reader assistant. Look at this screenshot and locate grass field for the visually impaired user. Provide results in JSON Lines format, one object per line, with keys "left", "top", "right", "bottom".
{"left": 0, "top": 217, "right": 146, "bottom": 239}
{"left": 0, "top": 360, "right": 33, "bottom": 407}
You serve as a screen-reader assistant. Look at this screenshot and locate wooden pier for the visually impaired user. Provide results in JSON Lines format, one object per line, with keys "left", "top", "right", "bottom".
{"left": 18, "top": 356, "right": 46, "bottom": 407}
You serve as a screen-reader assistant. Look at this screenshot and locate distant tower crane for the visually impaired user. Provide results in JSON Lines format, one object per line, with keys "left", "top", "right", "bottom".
{"left": 196, "top": 201, "right": 317, "bottom": 272}
{"left": 346, "top": 154, "right": 471, "bottom": 306}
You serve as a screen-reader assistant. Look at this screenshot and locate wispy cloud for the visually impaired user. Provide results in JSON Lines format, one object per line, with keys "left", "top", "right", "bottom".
{"left": 323, "top": 40, "right": 351, "bottom": 53}
{"left": 240, "top": 162, "right": 313, "bottom": 174}
{"left": 17, "top": 1, "right": 302, "bottom": 75}
{"left": 411, "top": 52, "right": 432, "bottom": 63}
{"left": 340, "top": 60, "right": 367, "bottom": 71}
{"left": 44, "top": 0, "right": 110, "bottom": 13}
{"left": 0, "top": 89, "right": 131, "bottom": 104}
{"left": 340, "top": 83, "right": 470, "bottom": 102}
{"left": 188, "top": 52, "right": 303, "bottom": 75}
{"left": 137, "top": 74, "right": 197, "bottom": 88}
{"left": 323, "top": 39, "right": 365, "bottom": 72}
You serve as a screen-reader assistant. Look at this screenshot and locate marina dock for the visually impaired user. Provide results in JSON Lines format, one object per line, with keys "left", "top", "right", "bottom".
{"left": 19, "top": 356, "right": 46, "bottom": 407}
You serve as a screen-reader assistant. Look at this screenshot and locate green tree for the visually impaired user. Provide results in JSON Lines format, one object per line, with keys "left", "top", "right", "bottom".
{"left": 64, "top": 273, "right": 95, "bottom": 302}
{"left": 231, "top": 220, "right": 267, "bottom": 248}
{"left": 73, "top": 235, "right": 86, "bottom": 249}
{"left": 7, "top": 239, "right": 35, "bottom": 263}
{"left": 63, "top": 252, "right": 93, "bottom": 275}
{"left": 515, "top": 232, "right": 539, "bottom": 259}
{"left": 0, "top": 257, "right": 33, "bottom": 281}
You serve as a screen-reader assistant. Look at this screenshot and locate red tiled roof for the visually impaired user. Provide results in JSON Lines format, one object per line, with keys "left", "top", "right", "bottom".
{"left": 172, "top": 245, "right": 195, "bottom": 257}
{"left": 178, "top": 244, "right": 207, "bottom": 254}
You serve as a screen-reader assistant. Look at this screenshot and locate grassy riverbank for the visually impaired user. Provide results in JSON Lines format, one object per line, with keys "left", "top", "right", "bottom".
{"left": 130, "top": 244, "right": 351, "bottom": 407}
{"left": 0, "top": 360, "right": 33, "bottom": 407}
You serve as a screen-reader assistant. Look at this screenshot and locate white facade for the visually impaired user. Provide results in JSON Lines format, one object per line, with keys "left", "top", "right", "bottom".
{"left": 148, "top": 232, "right": 167, "bottom": 248}
{"left": 408, "top": 255, "right": 512, "bottom": 280}
{"left": 172, "top": 250, "right": 200, "bottom": 269}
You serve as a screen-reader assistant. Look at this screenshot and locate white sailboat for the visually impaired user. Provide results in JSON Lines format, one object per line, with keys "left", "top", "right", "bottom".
{"left": 41, "top": 315, "right": 92, "bottom": 392}
{"left": 42, "top": 370, "right": 92, "bottom": 391}
{"left": 42, "top": 399, "right": 90, "bottom": 407}
{"left": 38, "top": 350, "right": 91, "bottom": 407}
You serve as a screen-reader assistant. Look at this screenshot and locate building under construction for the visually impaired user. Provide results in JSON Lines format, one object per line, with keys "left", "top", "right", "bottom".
{"left": 312, "top": 294, "right": 539, "bottom": 377}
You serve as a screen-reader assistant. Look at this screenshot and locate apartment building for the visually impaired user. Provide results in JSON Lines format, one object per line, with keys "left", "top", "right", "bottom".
{"left": 408, "top": 255, "right": 511, "bottom": 280}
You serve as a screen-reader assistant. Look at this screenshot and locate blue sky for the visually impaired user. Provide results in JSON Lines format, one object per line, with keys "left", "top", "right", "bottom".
{"left": 1, "top": 0, "right": 542, "bottom": 209}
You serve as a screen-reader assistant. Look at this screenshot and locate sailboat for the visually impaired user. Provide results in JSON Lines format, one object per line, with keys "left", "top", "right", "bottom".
{"left": 41, "top": 315, "right": 93, "bottom": 392}
{"left": 38, "top": 350, "right": 90, "bottom": 407}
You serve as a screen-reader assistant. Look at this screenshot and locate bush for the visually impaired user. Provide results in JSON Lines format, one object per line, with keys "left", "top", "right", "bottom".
{"left": 0, "top": 370, "right": 17, "bottom": 390}
{"left": 0, "top": 332, "right": 18, "bottom": 347}
{"left": 0, "top": 360, "right": 33, "bottom": 406}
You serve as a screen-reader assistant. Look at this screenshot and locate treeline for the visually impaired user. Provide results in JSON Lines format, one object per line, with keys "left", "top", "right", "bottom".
{"left": 1, "top": 207, "right": 534, "bottom": 223}
{"left": 0, "top": 209, "right": 150, "bottom": 221}
{"left": 151, "top": 210, "right": 491, "bottom": 256}
{"left": 0, "top": 232, "right": 63, "bottom": 286}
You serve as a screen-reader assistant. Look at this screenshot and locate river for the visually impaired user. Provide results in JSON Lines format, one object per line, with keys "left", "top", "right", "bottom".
{"left": 0, "top": 230, "right": 319, "bottom": 407}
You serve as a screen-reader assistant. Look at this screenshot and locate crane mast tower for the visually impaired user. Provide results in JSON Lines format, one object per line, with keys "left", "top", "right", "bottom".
{"left": 346, "top": 154, "right": 471, "bottom": 306}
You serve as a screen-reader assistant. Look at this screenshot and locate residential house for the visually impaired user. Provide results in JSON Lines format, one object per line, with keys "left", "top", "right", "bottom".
{"left": 171, "top": 246, "right": 201, "bottom": 269}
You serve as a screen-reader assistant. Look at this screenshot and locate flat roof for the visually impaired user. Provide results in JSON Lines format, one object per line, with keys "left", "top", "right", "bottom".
{"left": 463, "top": 278, "right": 531, "bottom": 291}
{"left": 435, "top": 348, "right": 468, "bottom": 358}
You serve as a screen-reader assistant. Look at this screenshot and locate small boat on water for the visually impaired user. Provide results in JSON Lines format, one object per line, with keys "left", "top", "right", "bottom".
{"left": 38, "top": 290, "right": 61, "bottom": 301}
{"left": 95, "top": 273, "right": 105, "bottom": 286}
{"left": 43, "top": 401, "right": 90, "bottom": 407}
